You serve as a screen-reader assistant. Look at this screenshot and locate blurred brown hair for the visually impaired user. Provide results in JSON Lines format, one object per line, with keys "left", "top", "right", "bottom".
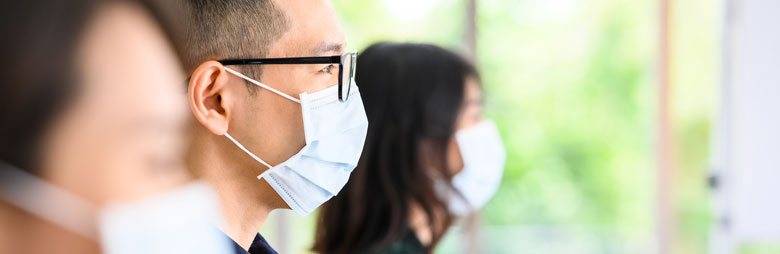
{"left": 0, "top": 0, "right": 186, "bottom": 174}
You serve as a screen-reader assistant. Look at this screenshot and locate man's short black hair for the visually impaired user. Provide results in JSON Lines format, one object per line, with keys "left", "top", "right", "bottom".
{"left": 183, "top": 0, "right": 290, "bottom": 92}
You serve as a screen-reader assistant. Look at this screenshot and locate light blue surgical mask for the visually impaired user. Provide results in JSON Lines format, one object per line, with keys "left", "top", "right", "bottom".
{"left": 437, "top": 120, "right": 506, "bottom": 216}
{"left": 223, "top": 67, "right": 369, "bottom": 216}
{"left": 0, "top": 161, "right": 232, "bottom": 254}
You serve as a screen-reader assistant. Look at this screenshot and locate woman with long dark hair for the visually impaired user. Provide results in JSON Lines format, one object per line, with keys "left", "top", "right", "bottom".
{"left": 313, "top": 42, "right": 506, "bottom": 253}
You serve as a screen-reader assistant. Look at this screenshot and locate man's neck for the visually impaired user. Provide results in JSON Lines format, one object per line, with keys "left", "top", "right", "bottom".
{"left": 213, "top": 179, "right": 274, "bottom": 250}
{"left": 187, "top": 131, "right": 281, "bottom": 250}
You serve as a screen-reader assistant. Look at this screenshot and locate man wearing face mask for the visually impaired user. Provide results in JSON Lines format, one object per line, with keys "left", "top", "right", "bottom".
{"left": 180, "top": 0, "right": 368, "bottom": 253}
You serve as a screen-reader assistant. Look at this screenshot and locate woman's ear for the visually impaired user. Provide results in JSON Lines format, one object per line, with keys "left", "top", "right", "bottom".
{"left": 188, "top": 61, "right": 234, "bottom": 135}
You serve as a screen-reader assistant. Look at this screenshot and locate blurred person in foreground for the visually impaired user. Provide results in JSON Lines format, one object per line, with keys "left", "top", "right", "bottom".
{"left": 179, "top": 0, "right": 368, "bottom": 253}
{"left": 0, "top": 0, "right": 232, "bottom": 253}
{"left": 313, "top": 42, "right": 506, "bottom": 254}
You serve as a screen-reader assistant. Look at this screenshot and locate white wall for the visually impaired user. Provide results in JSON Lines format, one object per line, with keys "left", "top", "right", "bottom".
{"left": 715, "top": 0, "right": 780, "bottom": 248}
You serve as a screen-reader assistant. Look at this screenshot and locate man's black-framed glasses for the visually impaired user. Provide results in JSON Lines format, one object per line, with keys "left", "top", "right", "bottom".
{"left": 219, "top": 51, "right": 357, "bottom": 102}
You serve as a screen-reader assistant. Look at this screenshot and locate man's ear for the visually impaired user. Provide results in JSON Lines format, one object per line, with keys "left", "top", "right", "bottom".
{"left": 188, "top": 61, "right": 234, "bottom": 136}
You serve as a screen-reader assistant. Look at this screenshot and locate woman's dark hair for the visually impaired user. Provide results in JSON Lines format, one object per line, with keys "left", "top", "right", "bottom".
{"left": 0, "top": 0, "right": 186, "bottom": 174}
{"left": 313, "top": 42, "right": 479, "bottom": 253}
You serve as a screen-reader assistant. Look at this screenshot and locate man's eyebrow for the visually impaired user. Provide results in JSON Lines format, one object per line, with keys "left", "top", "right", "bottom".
{"left": 312, "top": 42, "right": 344, "bottom": 55}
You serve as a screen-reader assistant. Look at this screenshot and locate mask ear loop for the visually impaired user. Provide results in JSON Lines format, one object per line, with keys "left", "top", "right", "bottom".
{"left": 0, "top": 161, "right": 99, "bottom": 239}
{"left": 223, "top": 133, "right": 273, "bottom": 170}
{"left": 221, "top": 67, "right": 289, "bottom": 171}
{"left": 223, "top": 67, "right": 301, "bottom": 104}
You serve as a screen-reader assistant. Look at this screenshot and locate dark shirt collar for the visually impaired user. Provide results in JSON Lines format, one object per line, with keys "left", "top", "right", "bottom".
{"left": 226, "top": 232, "right": 278, "bottom": 254}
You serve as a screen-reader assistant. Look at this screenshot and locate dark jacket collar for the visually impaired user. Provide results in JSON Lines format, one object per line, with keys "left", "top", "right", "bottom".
{"left": 227, "top": 232, "right": 278, "bottom": 254}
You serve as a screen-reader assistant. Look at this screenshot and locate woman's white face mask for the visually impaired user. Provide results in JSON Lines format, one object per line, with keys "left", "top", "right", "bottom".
{"left": 438, "top": 120, "right": 506, "bottom": 216}
{"left": 0, "top": 161, "right": 233, "bottom": 254}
